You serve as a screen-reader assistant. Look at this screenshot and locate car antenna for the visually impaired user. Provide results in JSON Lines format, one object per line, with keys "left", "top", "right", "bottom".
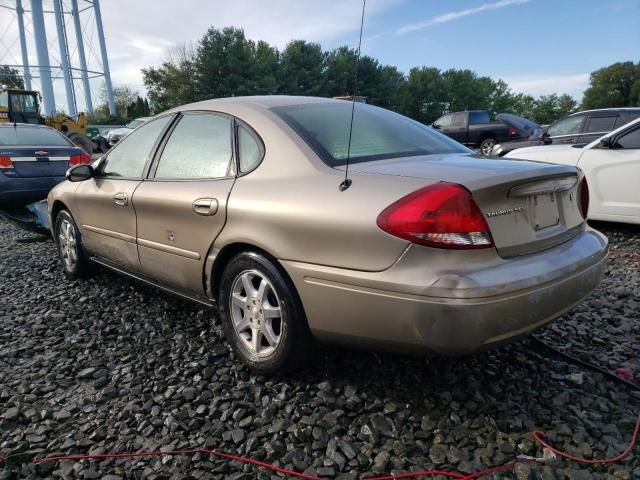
{"left": 339, "top": 0, "right": 366, "bottom": 192}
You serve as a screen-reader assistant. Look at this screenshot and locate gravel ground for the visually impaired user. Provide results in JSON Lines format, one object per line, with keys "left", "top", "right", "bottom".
{"left": 0, "top": 217, "right": 638, "bottom": 480}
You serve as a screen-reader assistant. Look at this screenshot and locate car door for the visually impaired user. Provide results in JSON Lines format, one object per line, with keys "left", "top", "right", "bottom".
{"left": 133, "top": 111, "right": 239, "bottom": 296}
{"left": 577, "top": 123, "right": 640, "bottom": 221}
{"left": 445, "top": 112, "right": 468, "bottom": 144}
{"left": 577, "top": 113, "right": 618, "bottom": 144}
{"left": 74, "top": 115, "right": 174, "bottom": 270}
{"left": 546, "top": 115, "right": 585, "bottom": 144}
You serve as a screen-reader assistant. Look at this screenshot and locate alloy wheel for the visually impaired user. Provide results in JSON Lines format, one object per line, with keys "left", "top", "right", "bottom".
{"left": 229, "top": 270, "right": 283, "bottom": 358}
{"left": 58, "top": 219, "right": 77, "bottom": 271}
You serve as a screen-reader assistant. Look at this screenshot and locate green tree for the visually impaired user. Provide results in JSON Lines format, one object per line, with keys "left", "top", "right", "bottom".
{"left": 143, "top": 43, "right": 197, "bottom": 113}
{"left": 0, "top": 65, "right": 25, "bottom": 89}
{"left": 398, "top": 67, "right": 446, "bottom": 124}
{"left": 278, "top": 40, "right": 327, "bottom": 96}
{"left": 251, "top": 40, "right": 279, "bottom": 95}
{"left": 195, "top": 27, "right": 256, "bottom": 99}
{"left": 582, "top": 61, "right": 640, "bottom": 108}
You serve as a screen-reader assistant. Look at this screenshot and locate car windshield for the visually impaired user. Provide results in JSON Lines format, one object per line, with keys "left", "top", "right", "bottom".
{"left": 272, "top": 102, "right": 469, "bottom": 167}
{"left": 0, "top": 127, "right": 71, "bottom": 146}
{"left": 127, "top": 119, "right": 145, "bottom": 129}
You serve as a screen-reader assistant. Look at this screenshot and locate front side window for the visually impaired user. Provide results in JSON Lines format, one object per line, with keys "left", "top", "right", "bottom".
{"left": 101, "top": 116, "right": 172, "bottom": 178}
{"left": 451, "top": 113, "right": 465, "bottom": 127}
{"left": 272, "top": 102, "right": 469, "bottom": 167}
{"left": 154, "top": 113, "right": 232, "bottom": 179}
{"left": 9, "top": 93, "right": 38, "bottom": 113}
{"left": 547, "top": 116, "right": 584, "bottom": 137}
{"left": 433, "top": 114, "right": 453, "bottom": 128}
{"left": 584, "top": 116, "right": 616, "bottom": 133}
{"left": 616, "top": 127, "right": 640, "bottom": 149}
{"left": 0, "top": 91, "right": 7, "bottom": 108}
{"left": 238, "top": 125, "right": 262, "bottom": 173}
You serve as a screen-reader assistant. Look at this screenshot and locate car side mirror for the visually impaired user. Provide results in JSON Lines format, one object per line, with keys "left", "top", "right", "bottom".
{"left": 66, "top": 164, "right": 94, "bottom": 182}
{"left": 541, "top": 132, "right": 552, "bottom": 144}
{"left": 599, "top": 137, "right": 612, "bottom": 148}
{"left": 432, "top": 124, "right": 441, "bottom": 130}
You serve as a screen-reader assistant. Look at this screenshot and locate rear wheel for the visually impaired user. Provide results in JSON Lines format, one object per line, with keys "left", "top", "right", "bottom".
{"left": 219, "top": 252, "right": 312, "bottom": 373}
{"left": 68, "top": 133, "right": 94, "bottom": 155}
{"left": 479, "top": 138, "right": 497, "bottom": 156}
{"left": 55, "top": 210, "right": 92, "bottom": 278}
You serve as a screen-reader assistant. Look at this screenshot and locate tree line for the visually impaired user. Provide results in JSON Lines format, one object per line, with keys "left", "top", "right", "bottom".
{"left": 2, "top": 28, "right": 638, "bottom": 126}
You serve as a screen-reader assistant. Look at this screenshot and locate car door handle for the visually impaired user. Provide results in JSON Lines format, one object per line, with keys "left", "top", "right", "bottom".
{"left": 192, "top": 198, "right": 218, "bottom": 216}
{"left": 113, "top": 192, "right": 128, "bottom": 206}
{"left": 561, "top": 138, "right": 576, "bottom": 143}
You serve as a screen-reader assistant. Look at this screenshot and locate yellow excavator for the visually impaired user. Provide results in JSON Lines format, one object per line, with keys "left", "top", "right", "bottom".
{"left": 0, "top": 86, "right": 93, "bottom": 154}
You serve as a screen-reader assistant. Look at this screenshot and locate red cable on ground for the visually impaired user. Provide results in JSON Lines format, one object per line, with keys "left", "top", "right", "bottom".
{"left": 0, "top": 409, "right": 638, "bottom": 479}
{"left": 532, "top": 406, "right": 640, "bottom": 465}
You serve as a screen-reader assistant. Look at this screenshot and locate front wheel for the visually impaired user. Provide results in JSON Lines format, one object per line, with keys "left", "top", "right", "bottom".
{"left": 218, "top": 252, "right": 312, "bottom": 373}
{"left": 479, "top": 138, "right": 497, "bottom": 156}
{"left": 55, "top": 210, "right": 92, "bottom": 278}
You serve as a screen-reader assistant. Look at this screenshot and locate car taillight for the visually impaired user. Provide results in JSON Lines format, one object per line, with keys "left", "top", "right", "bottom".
{"left": 377, "top": 182, "right": 494, "bottom": 249}
{"left": 69, "top": 152, "right": 91, "bottom": 166}
{"left": 578, "top": 176, "right": 589, "bottom": 219}
{"left": 507, "top": 128, "right": 518, "bottom": 136}
{"left": 0, "top": 156, "right": 13, "bottom": 169}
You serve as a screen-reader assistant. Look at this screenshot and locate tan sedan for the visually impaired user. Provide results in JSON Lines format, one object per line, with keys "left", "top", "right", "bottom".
{"left": 48, "top": 96, "right": 608, "bottom": 372}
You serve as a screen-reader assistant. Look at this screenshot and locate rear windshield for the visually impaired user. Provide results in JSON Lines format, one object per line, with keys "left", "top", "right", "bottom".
{"left": 272, "top": 102, "right": 469, "bottom": 167}
{"left": 0, "top": 127, "right": 72, "bottom": 146}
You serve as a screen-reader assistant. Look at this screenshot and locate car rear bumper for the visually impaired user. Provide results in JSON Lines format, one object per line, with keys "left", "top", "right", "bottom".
{"left": 0, "top": 174, "right": 64, "bottom": 203}
{"left": 281, "top": 228, "right": 608, "bottom": 354}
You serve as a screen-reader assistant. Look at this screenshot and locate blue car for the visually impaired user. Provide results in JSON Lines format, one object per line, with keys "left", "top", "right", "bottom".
{"left": 0, "top": 123, "right": 90, "bottom": 205}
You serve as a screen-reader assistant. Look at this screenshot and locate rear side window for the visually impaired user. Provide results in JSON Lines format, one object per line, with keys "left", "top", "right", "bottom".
{"left": 237, "top": 125, "right": 262, "bottom": 173}
{"left": 469, "top": 111, "right": 490, "bottom": 124}
{"left": 584, "top": 116, "right": 616, "bottom": 133}
{"left": 154, "top": 113, "right": 233, "bottom": 179}
{"left": 101, "top": 116, "right": 172, "bottom": 178}
{"left": 616, "top": 127, "right": 640, "bottom": 149}
{"left": 272, "top": 102, "right": 469, "bottom": 167}
{"left": 547, "top": 115, "right": 584, "bottom": 137}
{"left": 0, "top": 126, "right": 71, "bottom": 146}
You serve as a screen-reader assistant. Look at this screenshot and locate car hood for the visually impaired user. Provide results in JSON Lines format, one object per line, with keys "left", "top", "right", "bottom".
{"left": 507, "top": 144, "right": 576, "bottom": 155}
{"left": 496, "top": 113, "right": 542, "bottom": 139}
{"left": 107, "top": 127, "right": 132, "bottom": 136}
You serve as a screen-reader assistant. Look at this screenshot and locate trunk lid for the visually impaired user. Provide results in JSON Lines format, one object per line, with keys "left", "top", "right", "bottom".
{"left": 346, "top": 153, "right": 585, "bottom": 257}
{"left": 4, "top": 146, "right": 81, "bottom": 177}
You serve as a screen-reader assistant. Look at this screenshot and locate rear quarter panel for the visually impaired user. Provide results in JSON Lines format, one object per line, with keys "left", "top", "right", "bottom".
{"left": 211, "top": 106, "right": 425, "bottom": 271}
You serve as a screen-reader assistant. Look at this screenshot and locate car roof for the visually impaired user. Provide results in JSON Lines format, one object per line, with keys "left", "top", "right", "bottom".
{"left": 170, "top": 95, "right": 353, "bottom": 114}
{"left": 570, "top": 107, "right": 640, "bottom": 116}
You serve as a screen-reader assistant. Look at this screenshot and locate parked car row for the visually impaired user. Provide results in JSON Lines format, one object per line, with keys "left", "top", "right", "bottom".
{"left": 3, "top": 96, "right": 637, "bottom": 372}
{"left": 507, "top": 117, "right": 640, "bottom": 224}
{"left": 432, "top": 107, "right": 640, "bottom": 157}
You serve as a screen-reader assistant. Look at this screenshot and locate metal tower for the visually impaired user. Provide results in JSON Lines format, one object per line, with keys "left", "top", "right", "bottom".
{"left": 0, "top": 0, "right": 116, "bottom": 116}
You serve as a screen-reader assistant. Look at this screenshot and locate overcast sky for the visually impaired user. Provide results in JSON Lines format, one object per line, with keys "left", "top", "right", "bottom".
{"left": 1, "top": 0, "right": 638, "bottom": 113}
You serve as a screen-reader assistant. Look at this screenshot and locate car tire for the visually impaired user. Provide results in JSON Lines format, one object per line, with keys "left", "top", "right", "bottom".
{"left": 54, "top": 210, "right": 92, "bottom": 278}
{"left": 218, "top": 252, "right": 313, "bottom": 373}
{"left": 479, "top": 138, "right": 497, "bottom": 156}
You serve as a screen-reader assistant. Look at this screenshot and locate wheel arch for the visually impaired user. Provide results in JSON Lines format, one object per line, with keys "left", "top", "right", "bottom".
{"left": 208, "top": 242, "right": 300, "bottom": 306}
{"left": 50, "top": 200, "right": 69, "bottom": 236}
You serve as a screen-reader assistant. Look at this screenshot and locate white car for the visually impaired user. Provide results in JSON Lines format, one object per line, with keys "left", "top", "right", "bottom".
{"left": 506, "top": 117, "right": 640, "bottom": 224}
{"left": 106, "top": 117, "right": 150, "bottom": 146}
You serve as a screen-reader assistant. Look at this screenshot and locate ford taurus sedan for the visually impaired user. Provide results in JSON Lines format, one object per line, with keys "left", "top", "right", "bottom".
{"left": 47, "top": 96, "right": 608, "bottom": 372}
